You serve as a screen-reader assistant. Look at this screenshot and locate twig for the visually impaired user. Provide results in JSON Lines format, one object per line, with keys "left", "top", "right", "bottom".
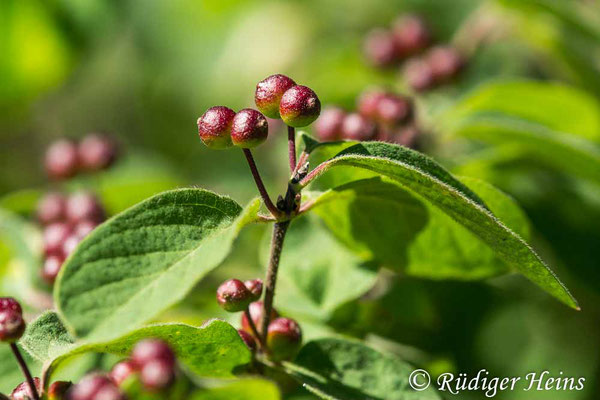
{"left": 10, "top": 343, "right": 40, "bottom": 400}
{"left": 287, "top": 126, "right": 296, "bottom": 173}
{"left": 242, "top": 149, "right": 281, "bottom": 218}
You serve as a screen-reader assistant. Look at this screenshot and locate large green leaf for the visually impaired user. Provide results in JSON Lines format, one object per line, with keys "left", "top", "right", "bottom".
{"left": 55, "top": 189, "right": 260, "bottom": 340}
{"left": 285, "top": 338, "right": 440, "bottom": 400}
{"left": 20, "top": 312, "right": 251, "bottom": 381}
{"left": 191, "top": 379, "right": 281, "bottom": 400}
{"left": 300, "top": 139, "right": 577, "bottom": 309}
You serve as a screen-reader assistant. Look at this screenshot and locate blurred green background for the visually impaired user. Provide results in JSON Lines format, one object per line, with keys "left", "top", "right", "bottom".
{"left": 1, "top": 0, "right": 600, "bottom": 399}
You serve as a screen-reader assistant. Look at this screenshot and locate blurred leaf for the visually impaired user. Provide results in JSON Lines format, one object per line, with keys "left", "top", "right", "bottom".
{"left": 0, "top": 189, "right": 42, "bottom": 217}
{"left": 191, "top": 379, "right": 281, "bottom": 400}
{"left": 0, "top": 344, "right": 42, "bottom": 394}
{"left": 56, "top": 189, "right": 260, "bottom": 340}
{"left": 21, "top": 312, "right": 251, "bottom": 381}
{"left": 285, "top": 338, "right": 441, "bottom": 400}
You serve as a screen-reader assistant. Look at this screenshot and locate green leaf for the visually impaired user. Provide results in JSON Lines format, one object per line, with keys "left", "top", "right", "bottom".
{"left": 191, "top": 379, "right": 281, "bottom": 400}
{"left": 301, "top": 139, "right": 577, "bottom": 309}
{"left": 55, "top": 189, "right": 260, "bottom": 340}
{"left": 20, "top": 312, "right": 251, "bottom": 380}
{"left": 285, "top": 338, "right": 440, "bottom": 400}
{"left": 0, "top": 344, "right": 42, "bottom": 394}
{"left": 0, "top": 189, "right": 42, "bottom": 217}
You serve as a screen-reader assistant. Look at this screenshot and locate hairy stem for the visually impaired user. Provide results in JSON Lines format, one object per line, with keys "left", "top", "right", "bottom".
{"left": 10, "top": 343, "right": 40, "bottom": 400}
{"left": 244, "top": 308, "right": 267, "bottom": 351}
{"left": 287, "top": 126, "right": 296, "bottom": 173}
{"left": 261, "top": 220, "right": 290, "bottom": 343}
{"left": 242, "top": 148, "right": 281, "bottom": 218}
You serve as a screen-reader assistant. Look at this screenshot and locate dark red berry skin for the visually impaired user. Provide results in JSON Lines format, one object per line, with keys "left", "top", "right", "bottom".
{"left": 375, "top": 94, "right": 413, "bottom": 126}
{"left": 427, "top": 46, "right": 464, "bottom": 83}
{"left": 216, "top": 279, "right": 253, "bottom": 312}
{"left": 357, "top": 90, "right": 385, "bottom": 120}
{"left": 10, "top": 378, "right": 41, "bottom": 400}
{"left": 403, "top": 58, "right": 435, "bottom": 92}
{"left": 363, "top": 29, "right": 398, "bottom": 67}
{"left": 237, "top": 329, "right": 257, "bottom": 352}
{"left": 244, "top": 279, "right": 263, "bottom": 302}
{"left": 140, "top": 359, "right": 175, "bottom": 391}
{"left": 45, "top": 139, "right": 79, "bottom": 180}
{"left": 341, "top": 113, "right": 378, "bottom": 141}
{"left": 131, "top": 339, "right": 176, "bottom": 369}
{"left": 78, "top": 135, "right": 118, "bottom": 171}
{"left": 0, "top": 309, "right": 26, "bottom": 342}
{"left": 392, "top": 15, "right": 430, "bottom": 58}
{"left": 231, "top": 109, "right": 269, "bottom": 148}
{"left": 66, "top": 192, "right": 105, "bottom": 224}
{"left": 197, "top": 106, "right": 236, "bottom": 149}
{"left": 43, "top": 223, "right": 72, "bottom": 256}
{"left": 241, "top": 301, "right": 278, "bottom": 335}
{"left": 314, "top": 107, "right": 346, "bottom": 141}
{"left": 48, "top": 381, "right": 72, "bottom": 400}
{"left": 0, "top": 297, "right": 22, "bottom": 314}
{"left": 279, "top": 86, "right": 321, "bottom": 128}
{"left": 267, "top": 317, "right": 302, "bottom": 362}
{"left": 109, "top": 360, "right": 137, "bottom": 386}
{"left": 36, "top": 193, "right": 67, "bottom": 226}
{"left": 69, "top": 374, "right": 125, "bottom": 400}
{"left": 42, "top": 254, "right": 65, "bottom": 285}
{"left": 255, "top": 74, "right": 296, "bottom": 119}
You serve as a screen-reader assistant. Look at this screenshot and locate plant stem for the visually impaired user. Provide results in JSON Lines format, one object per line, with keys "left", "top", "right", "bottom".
{"left": 244, "top": 308, "right": 267, "bottom": 350}
{"left": 261, "top": 220, "right": 290, "bottom": 343}
{"left": 287, "top": 126, "right": 296, "bottom": 173}
{"left": 242, "top": 148, "right": 281, "bottom": 218}
{"left": 10, "top": 343, "right": 40, "bottom": 400}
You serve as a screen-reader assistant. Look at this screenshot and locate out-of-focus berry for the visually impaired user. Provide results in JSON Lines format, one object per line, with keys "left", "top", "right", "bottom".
{"left": 375, "top": 93, "right": 413, "bottom": 126}
{"left": 109, "top": 360, "right": 137, "bottom": 386}
{"left": 314, "top": 107, "right": 346, "bottom": 141}
{"left": 10, "top": 378, "right": 41, "bottom": 400}
{"left": 36, "top": 193, "right": 67, "bottom": 226}
{"left": 44, "top": 140, "right": 79, "bottom": 180}
{"left": 267, "top": 317, "right": 302, "bottom": 362}
{"left": 65, "top": 192, "right": 105, "bottom": 224}
{"left": 241, "top": 301, "right": 278, "bottom": 335}
{"left": 341, "top": 113, "right": 378, "bottom": 141}
{"left": 42, "top": 254, "right": 65, "bottom": 285}
{"left": 363, "top": 29, "right": 398, "bottom": 67}
{"left": 427, "top": 46, "right": 464, "bottom": 83}
{"left": 237, "top": 329, "right": 257, "bottom": 352}
{"left": 392, "top": 15, "right": 430, "bottom": 57}
{"left": 403, "top": 58, "right": 435, "bottom": 92}
{"left": 78, "top": 135, "right": 118, "bottom": 171}
{"left": 43, "top": 223, "right": 72, "bottom": 256}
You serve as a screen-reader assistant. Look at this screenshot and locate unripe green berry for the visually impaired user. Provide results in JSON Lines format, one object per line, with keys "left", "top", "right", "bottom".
{"left": 197, "top": 106, "right": 236, "bottom": 149}
{"left": 279, "top": 85, "right": 321, "bottom": 128}
{"left": 231, "top": 109, "right": 269, "bottom": 148}
{"left": 266, "top": 317, "right": 302, "bottom": 362}
{"left": 216, "top": 279, "right": 253, "bottom": 312}
{"left": 255, "top": 74, "right": 296, "bottom": 119}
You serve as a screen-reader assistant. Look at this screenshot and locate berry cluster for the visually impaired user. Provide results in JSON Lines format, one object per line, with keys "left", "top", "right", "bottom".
{"left": 216, "top": 279, "right": 303, "bottom": 362}
{"left": 315, "top": 88, "right": 420, "bottom": 147}
{"left": 363, "top": 14, "right": 465, "bottom": 92}
{"left": 44, "top": 135, "right": 118, "bottom": 180}
{"left": 37, "top": 191, "right": 106, "bottom": 285}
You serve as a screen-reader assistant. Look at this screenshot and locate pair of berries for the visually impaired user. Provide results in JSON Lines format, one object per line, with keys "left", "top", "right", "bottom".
{"left": 403, "top": 46, "right": 465, "bottom": 92}
{"left": 197, "top": 74, "right": 321, "bottom": 149}
{"left": 37, "top": 192, "right": 105, "bottom": 284}
{"left": 44, "top": 135, "right": 118, "bottom": 180}
{"left": 216, "top": 279, "right": 302, "bottom": 362}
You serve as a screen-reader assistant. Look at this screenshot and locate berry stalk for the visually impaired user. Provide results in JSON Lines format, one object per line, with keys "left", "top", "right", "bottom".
{"left": 287, "top": 126, "right": 296, "bottom": 173}
{"left": 242, "top": 149, "right": 281, "bottom": 218}
{"left": 244, "top": 308, "right": 267, "bottom": 350}
{"left": 261, "top": 221, "right": 290, "bottom": 343}
{"left": 10, "top": 343, "right": 40, "bottom": 400}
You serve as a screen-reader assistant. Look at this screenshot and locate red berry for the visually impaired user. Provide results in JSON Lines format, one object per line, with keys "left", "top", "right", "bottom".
{"left": 255, "top": 74, "right": 297, "bottom": 119}
{"left": 140, "top": 359, "right": 175, "bottom": 391}
{"left": 231, "top": 109, "right": 269, "bottom": 148}
{"left": 42, "top": 254, "right": 65, "bottom": 285}
{"left": 10, "top": 378, "right": 41, "bottom": 400}
{"left": 243, "top": 279, "right": 263, "bottom": 302}
{"left": 279, "top": 85, "right": 321, "bottom": 128}
{"left": 403, "top": 57, "right": 435, "bottom": 92}
{"left": 427, "top": 46, "right": 464, "bottom": 83}
{"left": 66, "top": 192, "right": 105, "bottom": 224}
{"left": 48, "top": 381, "right": 72, "bottom": 400}
{"left": 69, "top": 374, "right": 124, "bottom": 400}
{"left": 0, "top": 309, "right": 26, "bottom": 342}
{"left": 43, "top": 223, "right": 72, "bottom": 256}
{"left": 357, "top": 90, "right": 385, "bottom": 119}
{"left": 78, "top": 134, "right": 118, "bottom": 171}
{"left": 241, "top": 301, "right": 278, "bottom": 335}
{"left": 363, "top": 28, "right": 398, "bottom": 67}
{"left": 63, "top": 234, "right": 83, "bottom": 258}
{"left": 237, "top": 329, "right": 257, "bottom": 352}
{"left": 216, "top": 279, "right": 253, "bottom": 312}
{"left": 0, "top": 297, "right": 22, "bottom": 314}
{"left": 44, "top": 139, "right": 79, "bottom": 180}
{"left": 266, "top": 318, "right": 302, "bottom": 362}
{"left": 73, "top": 220, "right": 98, "bottom": 240}
{"left": 392, "top": 15, "right": 430, "bottom": 57}
{"left": 109, "top": 360, "right": 137, "bottom": 386}
{"left": 131, "top": 339, "right": 175, "bottom": 369}
{"left": 314, "top": 107, "right": 346, "bottom": 141}
{"left": 375, "top": 93, "right": 413, "bottom": 126}
{"left": 197, "top": 106, "right": 236, "bottom": 149}
{"left": 36, "top": 193, "right": 67, "bottom": 226}
{"left": 341, "top": 113, "right": 378, "bottom": 141}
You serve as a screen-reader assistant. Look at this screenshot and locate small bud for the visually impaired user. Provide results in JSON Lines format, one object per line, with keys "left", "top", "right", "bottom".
{"left": 244, "top": 279, "right": 263, "bottom": 302}
{"left": 375, "top": 93, "right": 413, "bottom": 126}
{"left": 69, "top": 374, "right": 125, "bottom": 400}
{"left": 0, "top": 310, "right": 26, "bottom": 342}
{"left": 197, "top": 106, "right": 236, "bottom": 149}
{"left": 427, "top": 46, "right": 464, "bottom": 83}
{"left": 0, "top": 297, "right": 22, "bottom": 314}
{"left": 216, "top": 279, "right": 253, "bottom": 312}
{"left": 78, "top": 135, "right": 118, "bottom": 171}
{"left": 241, "top": 301, "right": 278, "bottom": 335}
{"left": 44, "top": 139, "right": 79, "bottom": 180}
{"left": 131, "top": 339, "right": 176, "bottom": 369}
{"left": 341, "top": 113, "right": 378, "bottom": 141}
{"left": 279, "top": 86, "right": 321, "bottom": 128}
{"left": 140, "top": 359, "right": 175, "bottom": 391}
{"left": 48, "top": 381, "right": 72, "bottom": 400}
{"left": 255, "top": 74, "right": 297, "bottom": 119}
{"left": 357, "top": 90, "right": 386, "bottom": 120}
{"left": 363, "top": 29, "right": 398, "bottom": 67}
{"left": 314, "top": 107, "right": 346, "bottom": 141}
{"left": 42, "top": 254, "right": 65, "bottom": 285}
{"left": 403, "top": 58, "right": 435, "bottom": 92}
{"left": 10, "top": 378, "right": 41, "bottom": 400}
{"left": 231, "top": 109, "right": 269, "bottom": 148}
{"left": 109, "top": 360, "right": 137, "bottom": 386}
{"left": 43, "top": 223, "right": 72, "bottom": 256}
{"left": 237, "top": 329, "right": 257, "bottom": 352}
{"left": 266, "top": 317, "right": 302, "bottom": 362}
{"left": 392, "top": 15, "right": 430, "bottom": 58}
{"left": 36, "top": 193, "right": 67, "bottom": 226}
{"left": 66, "top": 192, "right": 105, "bottom": 224}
